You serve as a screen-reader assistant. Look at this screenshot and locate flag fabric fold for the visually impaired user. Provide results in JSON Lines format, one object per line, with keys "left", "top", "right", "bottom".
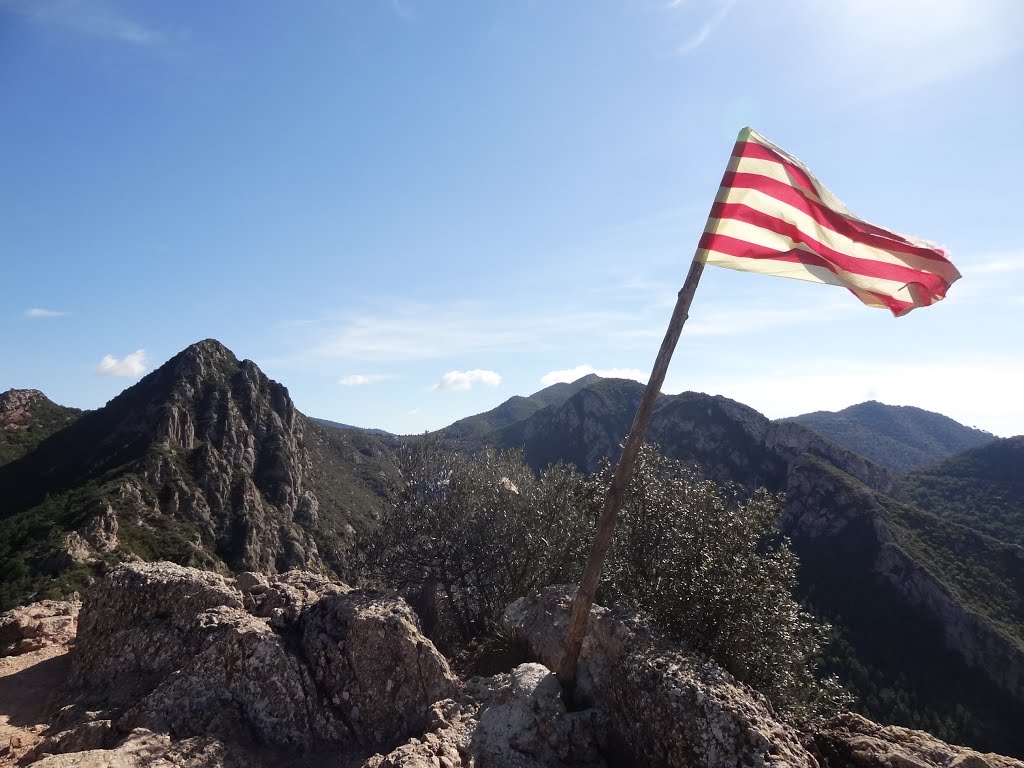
{"left": 696, "top": 127, "right": 961, "bottom": 316}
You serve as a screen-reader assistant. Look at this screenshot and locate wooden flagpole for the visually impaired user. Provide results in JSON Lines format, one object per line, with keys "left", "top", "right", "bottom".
{"left": 555, "top": 255, "right": 706, "bottom": 689}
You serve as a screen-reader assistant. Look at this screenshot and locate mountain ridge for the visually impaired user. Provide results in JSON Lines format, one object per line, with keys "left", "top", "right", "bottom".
{"left": 782, "top": 400, "right": 997, "bottom": 472}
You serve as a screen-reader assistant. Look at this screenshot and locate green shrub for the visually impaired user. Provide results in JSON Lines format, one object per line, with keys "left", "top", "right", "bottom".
{"left": 368, "top": 440, "right": 845, "bottom": 719}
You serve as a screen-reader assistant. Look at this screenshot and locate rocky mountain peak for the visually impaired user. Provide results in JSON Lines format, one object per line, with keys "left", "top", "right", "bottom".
{"left": 0, "top": 388, "right": 48, "bottom": 429}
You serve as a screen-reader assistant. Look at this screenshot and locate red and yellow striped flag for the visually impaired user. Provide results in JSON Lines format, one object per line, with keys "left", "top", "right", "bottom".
{"left": 696, "top": 127, "right": 961, "bottom": 316}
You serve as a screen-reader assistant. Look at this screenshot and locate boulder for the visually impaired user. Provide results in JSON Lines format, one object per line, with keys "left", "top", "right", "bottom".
{"left": 0, "top": 599, "right": 79, "bottom": 657}
{"left": 31, "top": 561, "right": 456, "bottom": 763}
{"left": 301, "top": 590, "right": 458, "bottom": 745}
{"left": 814, "top": 713, "right": 1024, "bottom": 768}
{"left": 503, "top": 586, "right": 817, "bottom": 768}
{"left": 362, "top": 663, "right": 605, "bottom": 768}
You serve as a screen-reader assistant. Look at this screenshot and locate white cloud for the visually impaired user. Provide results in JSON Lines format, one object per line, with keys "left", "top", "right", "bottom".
{"left": 7, "top": 0, "right": 160, "bottom": 45}
{"left": 339, "top": 373, "right": 394, "bottom": 386}
{"left": 434, "top": 369, "right": 502, "bottom": 391}
{"left": 95, "top": 349, "right": 148, "bottom": 377}
{"left": 540, "top": 365, "right": 648, "bottom": 387}
{"left": 25, "top": 307, "right": 66, "bottom": 318}
{"left": 674, "top": 0, "right": 736, "bottom": 56}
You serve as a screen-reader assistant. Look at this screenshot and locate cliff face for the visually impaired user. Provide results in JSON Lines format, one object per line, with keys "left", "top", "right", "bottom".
{"left": 783, "top": 457, "right": 1024, "bottom": 755}
{"left": 134, "top": 340, "right": 322, "bottom": 573}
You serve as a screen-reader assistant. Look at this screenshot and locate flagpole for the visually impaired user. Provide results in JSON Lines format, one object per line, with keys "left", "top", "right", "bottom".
{"left": 555, "top": 255, "right": 705, "bottom": 690}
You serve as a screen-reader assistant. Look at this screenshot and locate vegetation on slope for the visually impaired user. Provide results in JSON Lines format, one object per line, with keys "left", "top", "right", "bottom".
{"left": 0, "top": 391, "right": 82, "bottom": 466}
{"left": 784, "top": 401, "right": 994, "bottom": 472}
{"left": 898, "top": 437, "right": 1024, "bottom": 546}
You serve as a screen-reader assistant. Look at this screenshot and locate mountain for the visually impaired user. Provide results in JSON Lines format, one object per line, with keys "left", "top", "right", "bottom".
{"left": 898, "top": 436, "right": 1024, "bottom": 546}
{"left": 782, "top": 401, "right": 995, "bottom": 472}
{"left": 0, "top": 389, "right": 82, "bottom": 466}
{"left": 439, "top": 373, "right": 602, "bottom": 448}
{"left": 0, "top": 339, "right": 397, "bottom": 609}
{"left": 445, "top": 377, "right": 1024, "bottom": 755}
{"left": 313, "top": 417, "right": 393, "bottom": 437}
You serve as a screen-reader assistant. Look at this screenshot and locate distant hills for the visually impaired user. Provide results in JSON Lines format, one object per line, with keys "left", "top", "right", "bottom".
{"left": 3, "top": 347, "right": 1023, "bottom": 756}
{"left": 899, "top": 436, "right": 1024, "bottom": 547}
{"left": 782, "top": 401, "right": 995, "bottom": 472}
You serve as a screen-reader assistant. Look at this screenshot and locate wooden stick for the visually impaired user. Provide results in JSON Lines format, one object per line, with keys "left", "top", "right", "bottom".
{"left": 555, "top": 256, "right": 705, "bottom": 690}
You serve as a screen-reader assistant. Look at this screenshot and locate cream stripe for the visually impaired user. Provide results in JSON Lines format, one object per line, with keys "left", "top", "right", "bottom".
{"left": 717, "top": 183, "right": 961, "bottom": 281}
{"left": 740, "top": 128, "right": 945, "bottom": 252}
{"left": 700, "top": 217, "right": 931, "bottom": 304}
{"left": 731, "top": 156, "right": 826, "bottom": 206}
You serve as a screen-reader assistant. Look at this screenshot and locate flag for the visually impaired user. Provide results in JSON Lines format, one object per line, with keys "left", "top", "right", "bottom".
{"left": 696, "top": 127, "right": 961, "bottom": 316}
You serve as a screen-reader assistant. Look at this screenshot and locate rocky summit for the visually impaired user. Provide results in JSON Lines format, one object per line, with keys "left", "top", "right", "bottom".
{"left": 2, "top": 563, "right": 1021, "bottom": 768}
{"left": 0, "top": 340, "right": 395, "bottom": 609}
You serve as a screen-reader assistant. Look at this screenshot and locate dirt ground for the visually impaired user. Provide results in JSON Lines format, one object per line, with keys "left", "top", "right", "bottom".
{"left": 0, "top": 645, "right": 70, "bottom": 766}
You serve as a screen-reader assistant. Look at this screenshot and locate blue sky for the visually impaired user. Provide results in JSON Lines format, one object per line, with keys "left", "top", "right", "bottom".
{"left": 3, "top": 0, "right": 1023, "bottom": 437}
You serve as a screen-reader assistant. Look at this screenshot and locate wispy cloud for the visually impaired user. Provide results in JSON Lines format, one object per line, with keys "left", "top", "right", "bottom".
{"left": 965, "top": 251, "right": 1024, "bottom": 275}
{"left": 685, "top": 301, "right": 855, "bottom": 337}
{"left": 24, "top": 307, "right": 67, "bottom": 318}
{"left": 292, "top": 302, "right": 645, "bottom": 364}
{"left": 95, "top": 349, "right": 148, "bottom": 377}
{"left": 4, "top": 0, "right": 160, "bottom": 45}
{"left": 673, "top": 0, "right": 736, "bottom": 56}
{"left": 540, "top": 365, "right": 647, "bottom": 387}
{"left": 434, "top": 369, "right": 502, "bottom": 391}
{"left": 339, "top": 373, "right": 395, "bottom": 386}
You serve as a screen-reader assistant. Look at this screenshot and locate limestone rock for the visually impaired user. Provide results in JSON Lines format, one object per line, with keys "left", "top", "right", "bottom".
{"left": 72, "top": 561, "right": 244, "bottom": 695}
{"left": 0, "top": 599, "right": 79, "bottom": 657}
{"left": 26, "top": 727, "right": 243, "bottom": 768}
{"left": 0, "top": 389, "right": 47, "bottom": 429}
{"left": 301, "top": 590, "right": 459, "bottom": 745}
{"left": 362, "top": 664, "right": 604, "bottom": 768}
{"left": 39, "top": 561, "right": 454, "bottom": 763}
{"left": 81, "top": 505, "right": 119, "bottom": 553}
{"left": 815, "top": 713, "right": 1024, "bottom": 768}
{"left": 504, "top": 586, "right": 816, "bottom": 768}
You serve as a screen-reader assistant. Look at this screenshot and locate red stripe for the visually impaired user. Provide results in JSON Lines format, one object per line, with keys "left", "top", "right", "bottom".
{"left": 855, "top": 289, "right": 917, "bottom": 317}
{"left": 721, "top": 171, "right": 955, "bottom": 270}
{"left": 699, "top": 228, "right": 952, "bottom": 300}
{"left": 731, "top": 142, "right": 955, "bottom": 260}
{"left": 732, "top": 141, "right": 817, "bottom": 194}
{"left": 709, "top": 202, "right": 953, "bottom": 295}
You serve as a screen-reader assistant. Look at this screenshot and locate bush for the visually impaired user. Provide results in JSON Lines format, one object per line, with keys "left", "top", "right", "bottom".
{"left": 367, "top": 440, "right": 846, "bottom": 719}
{"left": 601, "top": 444, "right": 847, "bottom": 720}
{"left": 363, "top": 441, "right": 599, "bottom": 646}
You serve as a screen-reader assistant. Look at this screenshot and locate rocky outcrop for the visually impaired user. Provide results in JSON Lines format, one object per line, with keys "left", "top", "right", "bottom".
{"left": 136, "top": 340, "right": 324, "bottom": 573}
{"left": 503, "top": 586, "right": 817, "bottom": 768}
{"left": 362, "top": 663, "right": 605, "bottom": 768}
{"left": 0, "top": 389, "right": 47, "bottom": 430}
{"left": 0, "top": 600, "right": 79, "bottom": 657}
{"left": 11, "top": 569, "right": 1024, "bottom": 768}
{"left": 814, "top": 713, "right": 1024, "bottom": 768}
{"left": 26, "top": 561, "right": 456, "bottom": 765}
